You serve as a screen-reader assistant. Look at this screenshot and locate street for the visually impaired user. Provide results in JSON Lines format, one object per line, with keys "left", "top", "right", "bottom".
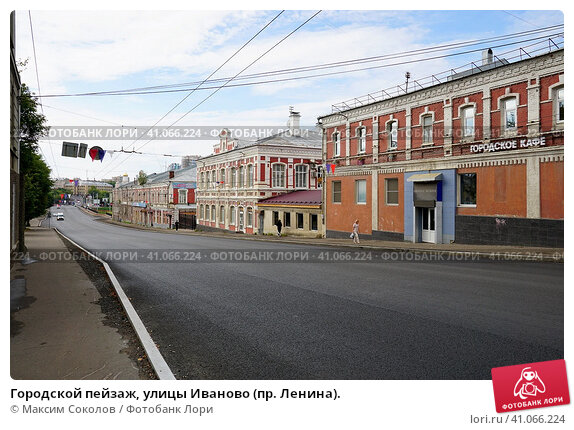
{"left": 48, "top": 206, "right": 563, "bottom": 379}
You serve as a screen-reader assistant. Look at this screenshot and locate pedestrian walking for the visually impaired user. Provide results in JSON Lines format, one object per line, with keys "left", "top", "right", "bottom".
{"left": 175, "top": 220, "right": 179, "bottom": 231}
{"left": 275, "top": 218, "right": 283, "bottom": 237}
{"left": 352, "top": 219, "right": 360, "bottom": 243}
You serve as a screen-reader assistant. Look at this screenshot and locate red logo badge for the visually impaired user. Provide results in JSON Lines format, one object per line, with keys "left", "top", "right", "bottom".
{"left": 492, "top": 360, "right": 570, "bottom": 413}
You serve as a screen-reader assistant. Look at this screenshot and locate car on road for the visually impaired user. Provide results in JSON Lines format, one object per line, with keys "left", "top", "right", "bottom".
{"left": 55, "top": 212, "right": 65, "bottom": 221}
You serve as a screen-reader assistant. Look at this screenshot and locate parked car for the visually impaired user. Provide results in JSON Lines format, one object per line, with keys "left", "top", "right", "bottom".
{"left": 56, "top": 213, "right": 65, "bottom": 221}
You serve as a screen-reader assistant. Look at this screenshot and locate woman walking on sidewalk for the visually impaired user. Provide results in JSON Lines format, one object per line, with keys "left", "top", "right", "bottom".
{"left": 352, "top": 219, "right": 360, "bottom": 244}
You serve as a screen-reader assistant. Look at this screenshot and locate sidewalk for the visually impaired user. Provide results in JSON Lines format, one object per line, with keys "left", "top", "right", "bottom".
{"left": 96, "top": 212, "right": 563, "bottom": 262}
{"left": 10, "top": 226, "right": 144, "bottom": 380}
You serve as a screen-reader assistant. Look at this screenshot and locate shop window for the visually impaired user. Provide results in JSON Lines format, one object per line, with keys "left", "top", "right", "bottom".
{"left": 332, "top": 181, "right": 342, "bottom": 203}
{"left": 387, "top": 121, "right": 398, "bottom": 149}
{"left": 296, "top": 213, "right": 304, "bottom": 229}
{"left": 422, "top": 115, "right": 433, "bottom": 144}
{"left": 461, "top": 106, "right": 475, "bottom": 137}
{"left": 295, "top": 165, "right": 308, "bottom": 188}
{"left": 272, "top": 164, "right": 286, "bottom": 188}
{"left": 458, "top": 173, "right": 477, "bottom": 206}
{"left": 310, "top": 214, "right": 318, "bottom": 231}
{"left": 355, "top": 180, "right": 367, "bottom": 204}
{"left": 333, "top": 131, "right": 341, "bottom": 156}
{"left": 285, "top": 212, "right": 291, "bottom": 228}
{"left": 502, "top": 98, "right": 517, "bottom": 132}
{"left": 385, "top": 178, "right": 399, "bottom": 205}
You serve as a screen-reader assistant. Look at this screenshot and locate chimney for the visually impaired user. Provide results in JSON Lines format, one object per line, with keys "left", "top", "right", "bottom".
{"left": 287, "top": 106, "right": 301, "bottom": 134}
{"left": 482, "top": 48, "right": 493, "bottom": 66}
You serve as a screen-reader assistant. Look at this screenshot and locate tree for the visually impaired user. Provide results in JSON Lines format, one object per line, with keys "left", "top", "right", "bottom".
{"left": 19, "top": 83, "right": 52, "bottom": 226}
{"left": 138, "top": 170, "right": 148, "bottom": 185}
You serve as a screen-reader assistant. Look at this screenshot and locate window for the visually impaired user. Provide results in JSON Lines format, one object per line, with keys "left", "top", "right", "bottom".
{"left": 247, "top": 164, "right": 254, "bottom": 187}
{"left": 332, "top": 181, "right": 342, "bottom": 203}
{"left": 310, "top": 214, "right": 318, "bottom": 231}
{"left": 230, "top": 206, "right": 236, "bottom": 224}
{"left": 239, "top": 166, "right": 244, "bottom": 188}
{"left": 211, "top": 171, "right": 216, "bottom": 188}
{"left": 231, "top": 168, "right": 237, "bottom": 187}
{"left": 459, "top": 173, "right": 477, "bottom": 206}
{"left": 273, "top": 211, "right": 280, "bottom": 225}
{"left": 385, "top": 178, "right": 399, "bottom": 205}
{"left": 220, "top": 205, "right": 225, "bottom": 222}
{"left": 422, "top": 115, "right": 433, "bottom": 144}
{"left": 503, "top": 98, "right": 517, "bottom": 131}
{"left": 285, "top": 212, "right": 291, "bottom": 228}
{"left": 555, "top": 87, "right": 564, "bottom": 123}
{"left": 388, "top": 121, "right": 398, "bottom": 149}
{"left": 462, "top": 106, "right": 475, "bottom": 137}
{"left": 247, "top": 208, "right": 253, "bottom": 227}
{"left": 199, "top": 204, "right": 204, "bottom": 220}
{"left": 295, "top": 165, "right": 308, "bottom": 188}
{"left": 178, "top": 189, "right": 187, "bottom": 204}
{"left": 220, "top": 168, "right": 225, "bottom": 185}
{"left": 355, "top": 180, "right": 367, "bottom": 204}
{"left": 357, "top": 127, "right": 366, "bottom": 153}
{"left": 205, "top": 205, "right": 210, "bottom": 221}
{"left": 200, "top": 172, "right": 205, "bottom": 189}
{"left": 296, "top": 213, "right": 304, "bottom": 229}
{"left": 333, "top": 132, "right": 341, "bottom": 156}
{"left": 272, "top": 164, "right": 286, "bottom": 188}
{"left": 211, "top": 205, "right": 216, "bottom": 222}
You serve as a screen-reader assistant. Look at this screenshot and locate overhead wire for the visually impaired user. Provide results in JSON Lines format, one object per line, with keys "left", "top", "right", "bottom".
{"left": 36, "top": 24, "right": 563, "bottom": 99}
{"left": 28, "top": 10, "right": 60, "bottom": 178}
{"left": 97, "top": 10, "right": 322, "bottom": 179}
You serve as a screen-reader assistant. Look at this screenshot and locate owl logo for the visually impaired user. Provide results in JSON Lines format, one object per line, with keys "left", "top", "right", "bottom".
{"left": 514, "top": 367, "right": 546, "bottom": 400}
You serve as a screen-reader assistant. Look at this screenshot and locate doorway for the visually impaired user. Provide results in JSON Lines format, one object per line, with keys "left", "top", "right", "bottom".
{"left": 421, "top": 207, "right": 436, "bottom": 243}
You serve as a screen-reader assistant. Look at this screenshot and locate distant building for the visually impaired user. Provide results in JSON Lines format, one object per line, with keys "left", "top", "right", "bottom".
{"left": 112, "top": 165, "right": 196, "bottom": 229}
{"left": 181, "top": 155, "right": 200, "bottom": 169}
{"left": 196, "top": 109, "right": 323, "bottom": 234}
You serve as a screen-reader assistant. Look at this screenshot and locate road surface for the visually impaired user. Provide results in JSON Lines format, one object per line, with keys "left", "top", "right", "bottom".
{"left": 46, "top": 206, "right": 563, "bottom": 379}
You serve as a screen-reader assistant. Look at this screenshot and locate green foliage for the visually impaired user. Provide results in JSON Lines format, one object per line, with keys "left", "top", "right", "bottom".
{"left": 24, "top": 151, "right": 53, "bottom": 220}
{"left": 19, "top": 83, "right": 52, "bottom": 223}
{"left": 138, "top": 170, "right": 148, "bottom": 185}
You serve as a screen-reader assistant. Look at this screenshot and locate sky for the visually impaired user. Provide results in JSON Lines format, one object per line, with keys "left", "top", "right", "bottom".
{"left": 13, "top": 7, "right": 564, "bottom": 181}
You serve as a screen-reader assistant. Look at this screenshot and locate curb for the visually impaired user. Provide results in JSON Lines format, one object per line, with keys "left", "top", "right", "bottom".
{"left": 83, "top": 209, "right": 563, "bottom": 263}
{"left": 106, "top": 220, "right": 564, "bottom": 262}
{"left": 54, "top": 228, "right": 176, "bottom": 380}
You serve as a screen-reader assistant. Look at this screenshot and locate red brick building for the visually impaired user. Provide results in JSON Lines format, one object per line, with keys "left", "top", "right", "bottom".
{"left": 318, "top": 48, "right": 563, "bottom": 247}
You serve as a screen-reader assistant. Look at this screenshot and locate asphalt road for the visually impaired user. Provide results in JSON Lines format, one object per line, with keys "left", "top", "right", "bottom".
{"left": 47, "top": 206, "right": 563, "bottom": 379}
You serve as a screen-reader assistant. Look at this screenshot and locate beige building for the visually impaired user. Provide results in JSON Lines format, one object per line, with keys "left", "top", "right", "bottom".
{"left": 258, "top": 190, "right": 323, "bottom": 237}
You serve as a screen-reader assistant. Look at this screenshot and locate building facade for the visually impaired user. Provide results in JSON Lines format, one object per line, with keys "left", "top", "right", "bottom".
{"left": 10, "top": 11, "right": 22, "bottom": 252}
{"left": 195, "top": 110, "right": 322, "bottom": 234}
{"left": 112, "top": 165, "right": 196, "bottom": 229}
{"left": 258, "top": 190, "right": 323, "bottom": 237}
{"left": 318, "top": 49, "right": 564, "bottom": 247}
